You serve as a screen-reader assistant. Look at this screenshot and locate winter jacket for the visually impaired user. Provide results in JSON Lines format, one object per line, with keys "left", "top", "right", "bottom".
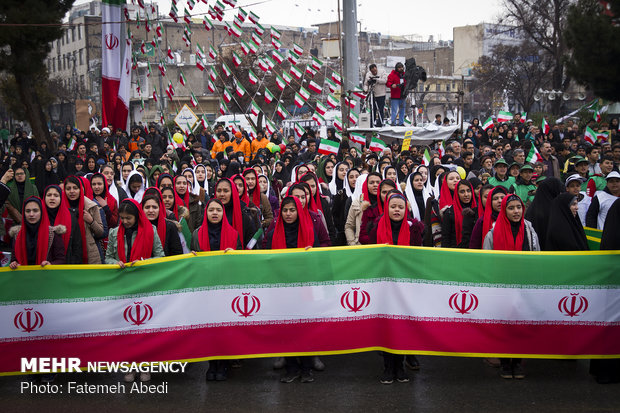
{"left": 105, "top": 224, "right": 165, "bottom": 264}
{"left": 344, "top": 196, "right": 363, "bottom": 245}
{"left": 386, "top": 70, "right": 405, "bottom": 99}
{"left": 66, "top": 197, "right": 104, "bottom": 264}
{"left": 482, "top": 219, "right": 541, "bottom": 251}
{"left": 9, "top": 225, "right": 67, "bottom": 265}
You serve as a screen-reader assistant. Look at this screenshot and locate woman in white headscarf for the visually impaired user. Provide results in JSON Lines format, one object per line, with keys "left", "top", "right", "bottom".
{"left": 405, "top": 171, "right": 432, "bottom": 221}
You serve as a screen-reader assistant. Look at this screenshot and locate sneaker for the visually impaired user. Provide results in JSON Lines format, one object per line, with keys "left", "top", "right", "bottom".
{"left": 273, "top": 357, "right": 285, "bottom": 369}
{"left": 500, "top": 365, "right": 513, "bottom": 379}
{"left": 124, "top": 373, "right": 136, "bottom": 383}
{"left": 512, "top": 363, "right": 525, "bottom": 379}
{"left": 380, "top": 369, "right": 394, "bottom": 384}
{"left": 139, "top": 372, "right": 151, "bottom": 382}
{"left": 404, "top": 355, "right": 420, "bottom": 371}
{"left": 311, "top": 356, "right": 325, "bottom": 371}
{"left": 395, "top": 368, "right": 410, "bottom": 383}
{"left": 300, "top": 371, "right": 315, "bottom": 383}
{"left": 280, "top": 372, "right": 300, "bottom": 383}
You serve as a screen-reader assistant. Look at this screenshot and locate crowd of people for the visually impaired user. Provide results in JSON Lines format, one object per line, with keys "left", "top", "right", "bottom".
{"left": 2, "top": 112, "right": 619, "bottom": 384}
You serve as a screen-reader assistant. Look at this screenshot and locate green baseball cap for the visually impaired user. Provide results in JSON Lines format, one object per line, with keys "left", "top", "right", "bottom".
{"left": 520, "top": 164, "right": 534, "bottom": 172}
{"left": 494, "top": 158, "right": 508, "bottom": 167}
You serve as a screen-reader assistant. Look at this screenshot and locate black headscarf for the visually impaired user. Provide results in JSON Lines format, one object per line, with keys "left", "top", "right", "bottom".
{"left": 23, "top": 197, "right": 43, "bottom": 265}
{"left": 272, "top": 160, "right": 288, "bottom": 184}
{"left": 545, "top": 193, "right": 588, "bottom": 251}
{"left": 429, "top": 165, "right": 445, "bottom": 186}
{"left": 600, "top": 198, "right": 620, "bottom": 250}
{"left": 524, "top": 177, "right": 565, "bottom": 250}
{"left": 122, "top": 200, "right": 140, "bottom": 258}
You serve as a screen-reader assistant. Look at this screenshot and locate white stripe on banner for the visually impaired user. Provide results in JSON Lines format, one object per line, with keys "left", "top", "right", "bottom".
{"left": 101, "top": 2, "right": 122, "bottom": 80}
{"left": 3, "top": 281, "right": 619, "bottom": 341}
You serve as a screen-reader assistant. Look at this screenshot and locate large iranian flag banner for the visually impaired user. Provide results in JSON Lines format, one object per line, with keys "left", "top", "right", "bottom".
{"left": 102, "top": 0, "right": 130, "bottom": 130}
{"left": 1, "top": 247, "right": 619, "bottom": 375}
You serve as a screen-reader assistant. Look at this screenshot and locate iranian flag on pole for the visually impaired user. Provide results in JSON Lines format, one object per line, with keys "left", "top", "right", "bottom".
{"left": 223, "top": 87, "right": 232, "bottom": 103}
{"left": 584, "top": 126, "right": 597, "bottom": 145}
{"left": 596, "top": 131, "right": 610, "bottom": 142}
{"left": 327, "top": 94, "right": 339, "bottom": 108}
{"left": 349, "top": 111, "right": 359, "bottom": 125}
{"left": 248, "top": 69, "right": 259, "bottom": 85}
{"left": 282, "top": 72, "right": 292, "bottom": 85}
{"left": 318, "top": 139, "right": 340, "bottom": 155}
{"left": 293, "top": 93, "right": 305, "bottom": 108}
{"left": 481, "top": 117, "right": 494, "bottom": 131}
{"left": 270, "top": 26, "right": 281, "bottom": 39}
{"left": 520, "top": 112, "right": 527, "bottom": 123}
{"left": 271, "top": 37, "right": 282, "bottom": 50}
{"left": 265, "top": 118, "right": 276, "bottom": 135}
{"left": 248, "top": 11, "right": 260, "bottom": 24}
{"left": 234, "top": 80, "right": 247, "bottom": 97}
{"left": 102, "top": 0, "right": 130, "bottom": 130}
{"left": 290, "top": 66, "right": 302, "bottom": 80}
{"left": 292, "top": 43, "right": 304, "bottom": 56}
{"left": 422, "top": 148, "right": 431, "bottom": 166}
{"left": 325, "top": 78, "right": 338, "bottom": 93}
{"left": 294, "top": 122, "right": 305, "bottom": 138}
{"left": 258, "top": 58, "right": 269, "bottom": 72}
{"left": 298, "top": 86, "right": 310, "bottom": 101}
{"left": 275, "top": 75, "right": 286, "bottom": 91}
{"left": 438, "top": 141, "right": 446, "bottom": 157}
{"left": 497, "top": 111, "right": 513, "bottom": 123}
{"left": 209, "top": 46, "right": 218, "bottom": 60}
{"left": 276, "top": 103, "right": 288, "bottom": 119}
{"left": 219, "top": 99, "right": 228, "bottom": 115}
{"left": 332, "top": 71, "right": 342, "bottom": 85}
{"left": 542, "top": 117, "right": 550, "bottom": 135}
{"left": 207, "top": 80, "right": 215, "bottom": 93}
{"left": 254, "top": 22, "right": 265, "bottom": 36}
{"left": 222, "top": 62, "right": 232, "bottom": 77}
{"left": 308, "top": 80, "right": 322, "bottom": 94}
{"left": 179, "top": 71, "right": 187, "bottom": 86}
{"left": 264, "top": 87, "right": 275, "bottom": 103}
{"left": 311, "top": 56, "right": 323, "bottom": 70}
{"left": 349, "top": 132, "right": 366, "bottom": 145}
{"left": 272, "top": 50, "right": 284, "bottom": 64}
{"left": 312, "top": 111, "right": 325, "bottom": 126}
{"left": 250, "top": 100, "right": 261, "bottom": 116}
{"left": 369, "top": 136, "right": 387, "bottom": 152}
{"left": 67, "top": 137, "right": 77, "bottom": 151}
{"left": 232, "top": 51, "right": 242, "bottom": 67}
{"left": 190, "top": 92, "right": 198, "bottom": 108}
{"left": 333, "top": 116, "right": 343, "bottom": 131}
{"left": 315, "top": 101, "right": 327, "bottom": 116}
{"left": 525, "top": 144, "right": 543, "bottom": 163}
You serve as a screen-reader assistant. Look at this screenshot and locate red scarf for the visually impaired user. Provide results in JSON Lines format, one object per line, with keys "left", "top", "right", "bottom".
{"left": 174, "top": 175, "right": 190, "bottom": 207}
{"left": 117, "top": 199, "right": 155, "bottom": 262}
{"left": 243, "top": 168, "right": 262, "bottom": 208}
{"left": 233, "top": 174, "right": 250, "bottom": 205}
{"left": 376, "top": 194, "right": 410, "bottom": 245}
{"left": 377, "top": 179, "right": 397, "bottom": 215}
{"left": 79, "top": 176, "right": 94, "bottom": 200}
{"left": 452, "top": 180, "right": 477, "bottom": 244}
{"left": 44, "top": 185, "right": 72, "bottom": 250}
{"left": 91, "top": 173, "right": 118, "bottom": 212}
{"left": 62, "top": 176, "right": 88, "bottom": 263}
{"left": 439, "top": 174, "right": 455, "bottom": 210}
{"left": 216, "top": 178, "right": 244, "bottom": 248}
{"left": 299, "top": 172, "right": 324, "bottom": 213}
{"left": 492, "top": 195, "right": 525, "bottom": 251}
{"left": 198, "top": 199, "right": 239, "bottom": 251}
{"left": 143, "top": 187, "right": 167, "bottom": 246}
{"left": 477, "top": 192, "right": 485, "bottom": 219}
{"left": 362, "top": 173, "right": 381, "bottom": 204}
{"left": 271, "top": 196, "right": 315, "bottom": 249}
{"left": 482, "top": 186, "right": 508, "bottom": 248}
{"left": 15, "top": 197, "right": 50, "bottom": 265}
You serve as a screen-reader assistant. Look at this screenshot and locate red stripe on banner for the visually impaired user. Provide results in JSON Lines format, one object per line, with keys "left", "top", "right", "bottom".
{"left": 101, "top": 77, "right": 120, "bottom": 128}
{"left": 3, "top": 318, "right": 620, "bottom": 374}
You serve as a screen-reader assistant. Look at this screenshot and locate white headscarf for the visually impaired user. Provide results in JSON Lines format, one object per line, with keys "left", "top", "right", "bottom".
{"left": 182, "top": 167, "right": 200, "bottom": 196}
{"left": 404, "top": 172, "right": 431, "bottom": 221}
{"left": 120, "top": 162, "right": 135, "bottom": 194}
{"left": 382, "top": 165, "right": 400, "bottom": 186}
{"left": 328, "top": 162, "right": 350, "bottom": 196}
{"left": 258, "top": 173, "right": 271, "bottom": 196}
{"left": 193, "top": 164, "right": 209, "bottom": 196}
{"left": 351, "top": 172, "right": 368, "bottom": 203}
{"left": 125, "top": 170, "right": 145, "bottom": 203}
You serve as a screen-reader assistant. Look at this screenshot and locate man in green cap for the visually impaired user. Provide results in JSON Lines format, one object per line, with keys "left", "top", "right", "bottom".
{"left": 488, "top": 159, "right": 515, "bottom": 189}
{"left": 571, "top": 156, "right": 590, "bottom": 191}
{"left": 510, "top": 164, "right": 537, "bottom": 206}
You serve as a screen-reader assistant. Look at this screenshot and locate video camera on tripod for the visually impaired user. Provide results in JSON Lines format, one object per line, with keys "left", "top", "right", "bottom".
{"left": 402, "top": 58, "right": 427, "bottom": 97}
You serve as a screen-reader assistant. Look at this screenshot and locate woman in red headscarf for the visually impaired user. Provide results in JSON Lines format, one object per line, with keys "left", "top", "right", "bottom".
{"left": 243, "top": 167, "right": 274, "bottom": 229}
{"left": 483, "top": 194, "right": 540, "bottom": 380}
{"left": 9, "top": 196, "right": 66, "bottom": 269}
{"left": 214, "top": 177, "right": 257, "bottom": 248}
{"left": 191, "top": 198, "right": 241, "bottom": 252}
{"left": 369, "top": 193, "right": 424, "bottom": 384}
{"left": 359, "top": 178, "right": 398, "bottom": 244}
{"left": 424, "top": 170, "right": 462, "bottom": 247}
{"left": 469, "top": 186, "right": 507, "bottom": 249}
{"left": 142, "top": 188, "right": 184, "bottom": 256}
{"left": 441, "top": 180, "right": 478, "bottom": 248}
{"left": 174, "top": 174, "right": 203, "bottom": 232}
{"left": 90, "top": 172, "right": 118, "bottom": 228}
{"left": 298, "top": 172, "right": 337, "bottom": 241}
{"left": 105, "top": 198, "right": 164, "bottom": 267}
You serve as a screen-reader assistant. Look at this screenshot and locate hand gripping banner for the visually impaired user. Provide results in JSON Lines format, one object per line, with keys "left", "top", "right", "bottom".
{"left": 1, "top": 246, "right": 619, "bottom": 375}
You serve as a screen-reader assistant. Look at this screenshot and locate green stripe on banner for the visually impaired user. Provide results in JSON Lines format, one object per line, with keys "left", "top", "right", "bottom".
{"left": 0, "top": 247, "right": 618, "bottom": 302}
{"left": 584, "top": 227, "right": 601, "bottom": 250}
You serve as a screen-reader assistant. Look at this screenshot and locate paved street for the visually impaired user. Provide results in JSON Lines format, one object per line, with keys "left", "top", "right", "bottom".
{"left": 1, "top": 353, "right": 618, "bottom": 412}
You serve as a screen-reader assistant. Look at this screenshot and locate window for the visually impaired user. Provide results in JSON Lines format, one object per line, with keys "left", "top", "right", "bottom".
{"left": 78, "top": 25, "right": 82, "bottom": 40}
{"left": 80, "top": 75, "right": 84, "bottom": 89}
{"left": 73, "top": 51, "right": 77, "bottom": 67}
{"left": 71, "top": 27, "right": 75, "bottom": 42}
{"left": 79, "top": 49, "right": 84, "bottom": 65}
{"left": 446, "top": 83, "right": 450, "bottom": 91}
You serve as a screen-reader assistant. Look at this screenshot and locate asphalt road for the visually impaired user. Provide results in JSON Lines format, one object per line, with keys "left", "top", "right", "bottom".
{"left": 1, "top": 353, "right": 618, "bottom": 413}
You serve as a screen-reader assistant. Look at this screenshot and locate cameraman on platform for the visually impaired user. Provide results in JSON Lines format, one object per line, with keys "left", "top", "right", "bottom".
{"left": 363, "top": 64, "right": 387, "bottom": 127}
{"left": 387, "top": 62, "right": 406, "bottom": 126}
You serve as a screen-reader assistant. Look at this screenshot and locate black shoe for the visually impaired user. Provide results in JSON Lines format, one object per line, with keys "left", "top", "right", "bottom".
{"left": 395, "top": 368, "right": 410, "bottom": 383}
{"left": 512, "top": 363, "right": 525, "bottom": 379}
{"left": 300, "top": 371, "right": 314, "bottom": 383}
{"left": 405, "top": 355, "right": 420, "bottom": 371}
{"left": 380, "top": 369, "right": 394, "bottom": 384}
{"left": 311, "top": 356, "right": 325, "bottom": 371}
{"left": 500, "top": 365, "right": 513, "bottom": 379}
{"left": 280, "top": 372, "right": 300, "bottom": 383}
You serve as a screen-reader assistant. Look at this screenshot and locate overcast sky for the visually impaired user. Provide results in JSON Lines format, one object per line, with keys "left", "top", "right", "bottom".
{"left": 79, "top": 0, "right": 504, "bottom": 41}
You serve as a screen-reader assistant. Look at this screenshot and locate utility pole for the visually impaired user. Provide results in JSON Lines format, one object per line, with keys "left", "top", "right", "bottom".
{"left": 342, "top": 0, "right": 360, "bottom": 126}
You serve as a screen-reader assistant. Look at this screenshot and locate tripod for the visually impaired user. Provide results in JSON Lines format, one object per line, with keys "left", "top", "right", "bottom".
{"left": 363, "top": 82, "right": 384, "bottom": 128}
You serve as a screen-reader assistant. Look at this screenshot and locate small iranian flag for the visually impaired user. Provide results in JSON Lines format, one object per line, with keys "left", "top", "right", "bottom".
{"left": 275, "top": 74, "right": 286, "bottom": 91}
{"left": 179, "top": 71, "right": 187, "bottom": 86}
{"left": 369, "top": 136, "right": 387, "bottom": 152}
{"left": 209, "top": 68, "right": 218, "bottom": 82}
{"left": 298, "top": 86, "right": 310, "bottom": 101}
{"left": 318, "top": 139, "right": 340, "bottom": 155}
{"left": 241, "top": 41, "right": 250, "bottom": 55}
{"left": 594, "top": 108, "right": 601, "bottom": 122}
{"left": 167, "top": 47, "right": 174, "bottom": 59}
{"left": 596, "top": 131, "right": 610, "bottom": 142}
{"left": 525, "top": 144, "right": 543, "bottom": 163}
{"left": 290, "top": 66, "right": 303, "bottom": 80}
{"left": 248, "top": 11, "right": 260, "bottom": 24}
{"left": 265, "top": 55, "right": 276, "bottom": 68}
{"left": 190, "top": 92, "right": 198, "bottom": 108}
{"left": 203, "top": 16, "right": 213, "bottom": 31}
{"left": 344, "top": 97, "right": 356, "bottom": 109}
{"left": 196, "top": 57, "right": 205, "bottom": 71}
{"left": 235, "top": 80, "right": 247, "bottom": 97}
{"left": 287, "top": 52, "right": 299, "bottom": 65}
{"left": 237, "top": 7, "right": 247, "bottom": 22}
{"left": 264, "top": 87, "right": 275, "bottom": 103}
{"left": 250, "top": 100, "right": 261, "bottom": 116}
{"left": 294, "top": 122, "right": 305, "bottom": 137}
{"left": 258, "top": 58, "right": 269, "bottom": 72}
{"left": 254, "top": 22, "right": 265, "bottom": 36}
{"left": 332, "top": 71, "right": 342, "bottom": 85}
{"left": 292, "top": 43, "right": 304, "bottom": 56}
{"left": 152, "top": 86, "right": 158, "bottom": 102}
{"left": 219, "top": 99, "right": 228, "bottom": 115}
{"left": 293, "top": 93, "right": 305, "bottom": 108}
{"left": 230, "top": 24, "right": 242, "bottom": 38}
{"left": 520, "top": 112, "right": 527, "bottom": 123}
{"left": 481, "top": 117, "right": 494, "bottom": 131}
{"left": 311, "top": 56, "right": 323, "bottom": 70}
{"left": 67, "top": 137, "right": 77, "bottom": 151}
{"left": 248, "top": 69, "right": 259, "bottom": 85}
{"left": 201, "top": 115, "right": 210, "bottom": 130}
{"left": 308, "top": 80, "right": 322, "bottom": 94}
{"left": 333, "top": 116, "right": 343, "bottom": 131}
{"left": 265, "top": 118, "right": 276, "bottom": 135}
{"left": 349, "top": 132, "right": 366, "bottom": 145}
{"left": 232, "top": 51, "right": 242, "bottom": 67}
{"left": 272, "top": 50, "right": 284, "bottom": 64}
{"left": 276, "top": 103, "right": 288, "bottom": 119}
{"left": 222, "top": 62, "right": 232, "bottom": 77}
{"left": 270, "top": 26, "right": 281, "bottom": 39}
{"left": 584, "top": 126, "right": 597, "bottom": 144}
{"left": 207, "top": 80, "right": 215, "bottom": 93}
{"left": 271, "top": 37, "right": 282, "bottom": 50}
{"left": 352, "top": 87, "right": 366, "bottom": 99}
{"left": 422, "top": 148, "right": 431, "bottom": 166}
{"left": 249, "top": 40, "right": 259, "bottom": 54}
{"left": 312, "top": 111, "right": 325, "bottom": 126}
{"left": 542, "top": 117, "right": 550, "bottom": 135}
{"left": 335, "top": 132, "right": 343, "bottom": 141}
{"left": 306, "top": 65, "right": 317, "bottom": 77}
{"left": 282, "top": 72, "right": 292, "bottom": 85}
{"left": 497, "top": 111, "right": 513, "bottom": 123}
{"left": 326, "top": 94, "right": 339, "bottom": 108}
{"left": 437, "top": 141, "right": 446, "bottom": 157}
{"left": 251, "top": 32, "right": 262, "bottom": 46}
{"left": 315, "top": 101, "right": 327, "bottom": 115}
{"left": 209, "top": 46, "right": 218, "bottom": 60}
{"left": 349, "top": 111, "right": 359, "bottom": 125}
{"left": 196, "top": 43, "right": 205, "bottom": 59}
{"left": 325, "top": 78, "right": 338, "bottom": 93}
{"left": 223, "top": 88, "right": 232, "bottom": 103}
